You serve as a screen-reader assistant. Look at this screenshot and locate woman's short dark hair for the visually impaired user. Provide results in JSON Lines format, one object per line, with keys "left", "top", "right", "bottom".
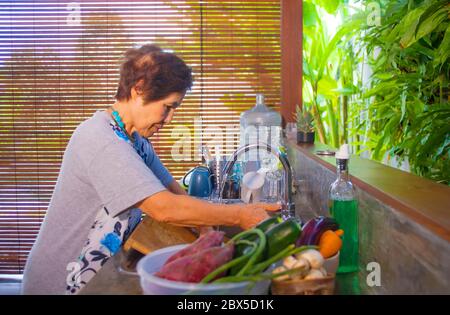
{"left": 115, "top": 44, "right": 193, "bottom": 103}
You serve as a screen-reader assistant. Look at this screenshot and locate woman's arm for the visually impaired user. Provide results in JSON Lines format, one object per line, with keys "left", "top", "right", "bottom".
{"left": 167, "top": 179, "right": 188, "bottom": 195}
{"left": 135, "top": 190, "right": 280, "bottom": 230}
{"left": 166, "top": 179, "right": 213, "bottom": 235}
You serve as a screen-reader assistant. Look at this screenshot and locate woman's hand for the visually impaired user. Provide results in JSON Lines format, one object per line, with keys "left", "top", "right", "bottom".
{"left": 197, "top": 226, "right": 215, "bottom": 235}
{"left": 238, "top": 202, "right": 281, "bottom": 230}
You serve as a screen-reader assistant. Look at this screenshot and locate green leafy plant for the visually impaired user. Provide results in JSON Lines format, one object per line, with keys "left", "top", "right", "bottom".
{"left": 303, "top": 0, "right": 365, "bottom": 147}
{"left": 358, "top": 0, "right": 450, "bottom": 184}
{"left": 295, "top": 104, "right": 315, "bottom": 133}
{"left": 303, "top": 0, "right": 450, "bottom": 185}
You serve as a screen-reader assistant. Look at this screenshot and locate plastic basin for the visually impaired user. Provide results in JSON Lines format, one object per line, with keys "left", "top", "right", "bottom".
{"left": 136, "top": 244, "right": 271, "bottom": 295}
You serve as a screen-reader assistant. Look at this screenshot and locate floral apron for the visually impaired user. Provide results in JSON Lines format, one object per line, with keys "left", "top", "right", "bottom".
{"left": 66, "top": 117, "right": 154, "bottom": 294}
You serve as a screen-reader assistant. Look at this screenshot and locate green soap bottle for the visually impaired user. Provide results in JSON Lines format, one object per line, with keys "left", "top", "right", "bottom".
{"left": 329, "top": 144, "right": 359, "bottom": 274}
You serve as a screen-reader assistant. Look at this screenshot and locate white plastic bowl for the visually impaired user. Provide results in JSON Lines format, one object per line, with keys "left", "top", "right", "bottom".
{"left": 136, "top": 244, "right": 272, "bottom": 295}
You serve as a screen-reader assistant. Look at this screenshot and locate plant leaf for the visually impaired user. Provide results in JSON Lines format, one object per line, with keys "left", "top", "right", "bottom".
{"left": 434, "top": 24, "right": 450, "bottom": 68}
{"left": 391, "top": 6, "right": 426, "bottom": 47}
{"left": 317, "top": 76, "right": 338, "bottom": 98}
{"left": 404, "top": 7, "right": 448, "bottom": 48}
{"left": 317, "top": 18, "right": 362, "bottom": 80}
{"left": 315, "top": 0, "right": 340, "bottom": 15}
{"left": 303, "top": 1, "right": 319, "bottom": 27}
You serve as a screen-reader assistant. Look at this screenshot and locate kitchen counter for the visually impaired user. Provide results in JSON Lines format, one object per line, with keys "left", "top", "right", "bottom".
{"left": 79, "top": 250, "right": 142, "bottom": 295}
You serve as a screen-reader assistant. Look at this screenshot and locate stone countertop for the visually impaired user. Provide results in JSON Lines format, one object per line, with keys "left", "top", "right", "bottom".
{"left": 79, "top": 250, "right": 142, "bottom": 295}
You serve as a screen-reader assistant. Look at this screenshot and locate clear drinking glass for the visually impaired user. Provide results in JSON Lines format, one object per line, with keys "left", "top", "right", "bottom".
{"left": 285, "top": 122, "right": 297, "bottom": 140}
{"left": 261, "top": 156, "right": 283, "bottom": 202}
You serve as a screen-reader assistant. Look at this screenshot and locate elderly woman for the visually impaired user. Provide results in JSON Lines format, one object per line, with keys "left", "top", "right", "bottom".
{"left": 22, "top": 44, "right": 279, "bottom": 295}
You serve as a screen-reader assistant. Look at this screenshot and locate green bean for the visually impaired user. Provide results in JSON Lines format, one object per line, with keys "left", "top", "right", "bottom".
{"left": 200, "top": 241, "right": 257, "bottom": 284}
{"left": 213, "top": 274, "right": 262, "bottom": 284}
{"left": 236, "top": 229, "right": 266, "bottom": 277}
{"left": 213, "top": 245, "right": 319, "bottom": 284}
{"left": 228, "top": 229, "right": 259, "bottom": 244}
{"left": 248, "top": 244, "right": 295, "bottom": 275}
{"left": 288, "top": 245, "right": 319, "bottom": 257}
{"left": 235, "top": 239, "right": 255, "bottom": 247}
{"left": 203, "top": 229, "right": 265, "bottom": 283}
{"left": 262, "top": 264, "right": 310, "bottom": 281}
{"left": 213, "top": 266, "right": 306, "bottom": 284}
{"left": 249, "top": 245, "right": 318, "bottom": 275}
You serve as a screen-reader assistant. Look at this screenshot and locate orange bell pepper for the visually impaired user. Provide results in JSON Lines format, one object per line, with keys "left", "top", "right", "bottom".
{"left": 318, "top": 229, "right": 344, "bottom": 258}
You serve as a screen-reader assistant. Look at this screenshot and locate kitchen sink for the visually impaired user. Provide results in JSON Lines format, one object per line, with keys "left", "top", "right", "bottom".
{"left": 115, "top": 248, "right": 143, "bottom": 276}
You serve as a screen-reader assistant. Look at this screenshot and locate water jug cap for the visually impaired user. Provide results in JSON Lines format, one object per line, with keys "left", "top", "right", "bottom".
{"left": 256, "top": 93, "right": 265, "bottom": 105}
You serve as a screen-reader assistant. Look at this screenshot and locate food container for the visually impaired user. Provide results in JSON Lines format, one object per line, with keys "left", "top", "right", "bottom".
{"left": 136, "top": 244, "right": 272, "bottom": 295}
{"left": 270, "top": 251, "right": 339, "bottom": 295}
{"left": 323, "top": 251, "right": 339, "bottom": 275}
{"left": 271, "top": 274, "right": 335, "bottom": 295}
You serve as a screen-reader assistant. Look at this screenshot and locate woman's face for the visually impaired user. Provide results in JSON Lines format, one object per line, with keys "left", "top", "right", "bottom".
{"left": 130, "top": 91, "right": 184, "bottom": 138}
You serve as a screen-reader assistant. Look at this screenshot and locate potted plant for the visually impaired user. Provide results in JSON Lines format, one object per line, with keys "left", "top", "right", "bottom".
{"left": 295, "top": 104, "right": 315, "bottom": 144}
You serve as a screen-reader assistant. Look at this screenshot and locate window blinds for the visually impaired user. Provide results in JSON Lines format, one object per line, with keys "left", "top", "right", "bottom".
{"left": 0, "top": 0, "right": 281, "bottom": 275}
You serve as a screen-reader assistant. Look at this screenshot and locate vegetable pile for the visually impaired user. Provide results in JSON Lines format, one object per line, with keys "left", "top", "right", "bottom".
{"left": 273, "top": 216, "right": 344, "bottom": 281}
{"left": 153, "top": 215, "right": 344, "bottom": 284}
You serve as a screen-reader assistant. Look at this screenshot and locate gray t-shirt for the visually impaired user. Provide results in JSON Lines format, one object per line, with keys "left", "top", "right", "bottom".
{"left": 22, "top": 110, "right": 173, "bottom": 295}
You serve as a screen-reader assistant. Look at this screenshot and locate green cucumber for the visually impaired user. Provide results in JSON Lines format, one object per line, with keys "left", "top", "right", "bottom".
{"left": 264, "top": 218, "right": 302, "bottom": 259}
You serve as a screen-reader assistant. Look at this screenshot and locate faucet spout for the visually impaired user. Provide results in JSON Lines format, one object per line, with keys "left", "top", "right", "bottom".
{"left": 219, "top": 142, "right": 295, "bottom": 219}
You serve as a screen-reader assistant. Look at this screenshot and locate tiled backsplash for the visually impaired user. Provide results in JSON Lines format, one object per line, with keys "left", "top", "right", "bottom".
{"left": 287, "top": 143, "right": 450, "bottom": 294}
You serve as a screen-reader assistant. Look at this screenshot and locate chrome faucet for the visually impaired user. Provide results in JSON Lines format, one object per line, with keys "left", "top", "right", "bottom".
{"left": 219, "top": 142, "right": 296, "bottom": 219}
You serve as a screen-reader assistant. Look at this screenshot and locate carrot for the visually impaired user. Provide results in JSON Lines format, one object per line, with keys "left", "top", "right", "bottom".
{"left": 163, "top": 230, "right": 225, "bottom": 265}
{"left": 318, "top": 229, "right": 343, "bottom": 258}
{"left": 155, "top": 244, "right": 234, "bottom": 283}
